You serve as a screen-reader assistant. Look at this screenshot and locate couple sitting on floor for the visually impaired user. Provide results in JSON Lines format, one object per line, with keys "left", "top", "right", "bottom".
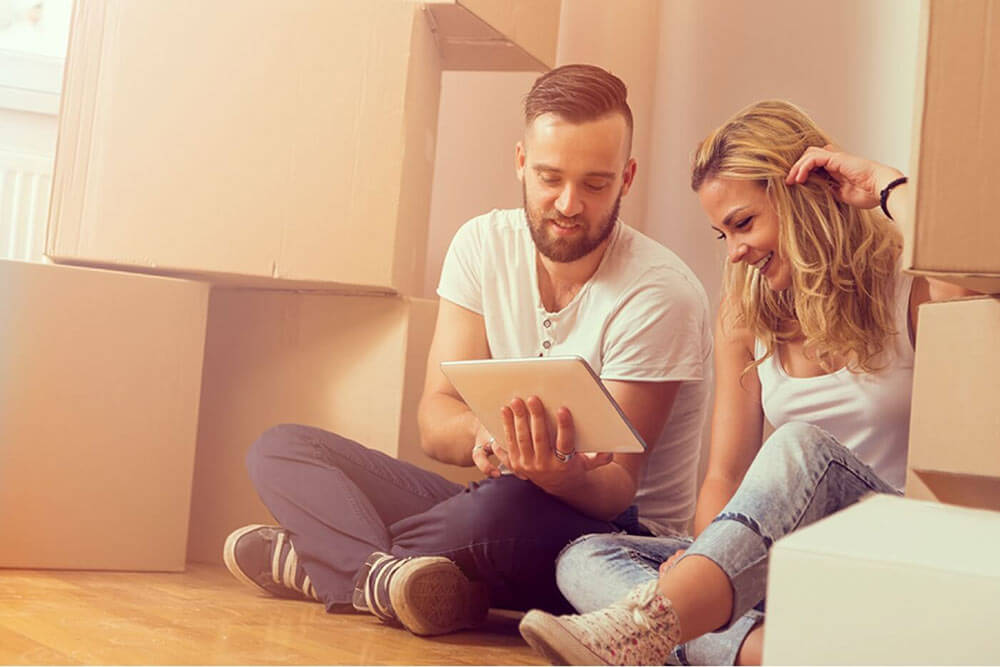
{"left": 222, "top": 64, "right": 973, "bottom": 666}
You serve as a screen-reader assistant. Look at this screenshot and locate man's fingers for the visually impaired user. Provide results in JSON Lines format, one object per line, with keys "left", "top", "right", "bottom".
{"left": 472, "top": 444, "right": 500, "bottom": 478}
{"left": 580, "top": 451, "right": 614, "bottom": 471}
{"left": 509, "top": 397, "right": 534, "bottom": 459}
{"left": 554, "top": 406, "right": 576, "bottom": 460}
{"left": 500, "top": 404, "right": 519, "bottom": 463}
{"left": 525, "top": 395, "right": 551, "bottom": 457}
{"left": 494, "top": 445, "right": 512, "bottom": 472}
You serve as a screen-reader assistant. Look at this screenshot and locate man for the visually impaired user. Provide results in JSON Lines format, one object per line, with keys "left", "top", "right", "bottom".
{"left": 223, "top": 64, "right": 712, "bottom": 638}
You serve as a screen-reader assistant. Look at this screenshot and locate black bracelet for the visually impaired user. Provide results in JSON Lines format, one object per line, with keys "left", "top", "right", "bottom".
{"left": 879, "top": 176, "right": 908, "bottom": 220}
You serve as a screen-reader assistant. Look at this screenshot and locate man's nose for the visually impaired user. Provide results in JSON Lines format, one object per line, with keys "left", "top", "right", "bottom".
{"left": 554, "top": 184, "right": 584, "bottom": 218}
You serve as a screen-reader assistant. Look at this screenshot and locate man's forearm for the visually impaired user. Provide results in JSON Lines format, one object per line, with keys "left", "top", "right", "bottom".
{"left": 545, "top": 462, "right": 637, "bottom": 521}
{"left": 417, "top": 392, "right": 481, "bottom": 466}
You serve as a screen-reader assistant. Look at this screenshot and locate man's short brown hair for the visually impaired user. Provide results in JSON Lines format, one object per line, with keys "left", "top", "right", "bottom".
{"left": 524, "top": 64, "right": 633, "bottom": 135}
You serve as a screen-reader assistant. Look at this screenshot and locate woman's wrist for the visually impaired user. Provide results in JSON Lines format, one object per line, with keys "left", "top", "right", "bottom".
{"left": 873, "top": 166, "right": 906, "bottom": 196}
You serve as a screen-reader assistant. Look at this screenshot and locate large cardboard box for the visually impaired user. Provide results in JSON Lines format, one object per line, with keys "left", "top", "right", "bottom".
{"left": 186, "top": 291, "right": 480, "bottom": 564}
{"left": 764, "top": 495, "right": 1000, "bottom": 665}
{"left": 907, "top": 0, "right": 1000, "bottom": 293}
{"left": 425, "top": 0, "right": 561, "bottom": 70}
{"left": 47, "top": 1, "right": 560, "bottom": 294}
{"left": 48, "top": 0, "right": 442, "bottom": 294}
{"left": 905, "top": 296, "right": 1000, "bottom": 511}
{"left": 0, "top": 260, "right": 209, "bottom": 571}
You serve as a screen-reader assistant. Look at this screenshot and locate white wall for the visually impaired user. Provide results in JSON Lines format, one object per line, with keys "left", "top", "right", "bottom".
{"left": 556, "top": 0, "right": 661, "bottom": 233}
{"left": 421, "top": 0, "right": 923, "bottom": 315}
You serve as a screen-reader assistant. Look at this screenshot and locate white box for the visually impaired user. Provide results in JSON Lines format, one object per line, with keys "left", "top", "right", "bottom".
{"left": 0, "top": 260, "right": 209, "bottom": 571}
{"left": 764, "top": 495, "right": 1000, "bottom": 665}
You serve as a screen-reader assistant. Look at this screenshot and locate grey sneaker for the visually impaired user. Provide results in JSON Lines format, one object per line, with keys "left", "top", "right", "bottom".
{"left": 352, "top": 552, "right": 489, "bottom": 636}
{"left": 519, "top": 580, "right": 681, "bottom": 665}
{"left": 223, "top": 524, "right": 320, "bottom": 602}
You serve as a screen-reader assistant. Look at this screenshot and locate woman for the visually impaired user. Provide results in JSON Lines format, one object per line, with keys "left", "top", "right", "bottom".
{"left": 517, "top": 100, "right": 975, "bottom": 666}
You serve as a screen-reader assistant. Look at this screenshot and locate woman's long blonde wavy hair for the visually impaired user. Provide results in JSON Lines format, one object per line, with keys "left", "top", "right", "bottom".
{"left": 691, "top": 100, "right": 901, "bottom": 374}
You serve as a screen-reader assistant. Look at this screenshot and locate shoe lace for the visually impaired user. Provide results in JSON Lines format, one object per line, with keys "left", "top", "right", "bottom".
{"left": 571, "top": 580, "right": 678, "bottom": 657}
{"left": 272, "top": 530, "right": 319, "bottom": 601}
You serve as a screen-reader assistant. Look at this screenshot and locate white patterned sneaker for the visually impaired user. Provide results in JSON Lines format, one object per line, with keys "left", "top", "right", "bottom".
{"left": 518, "top": 580, "right": 681, "bottom": 665}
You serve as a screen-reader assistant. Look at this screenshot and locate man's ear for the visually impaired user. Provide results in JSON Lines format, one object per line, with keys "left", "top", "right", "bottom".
{"left": 620, "top": 157, "right": 637, "bottom": 197}
{"left": 515, "top": 141, "right": 526, "bottom": 183}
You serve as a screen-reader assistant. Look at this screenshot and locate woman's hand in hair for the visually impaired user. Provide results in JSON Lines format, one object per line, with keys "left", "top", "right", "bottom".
{"left": 786, "top": 144, "right": 904, "bottom": 210}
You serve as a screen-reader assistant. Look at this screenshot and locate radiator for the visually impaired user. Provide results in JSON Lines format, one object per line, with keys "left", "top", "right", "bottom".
{"left": 0, "top": 150, "right": 52, "bottom": 262}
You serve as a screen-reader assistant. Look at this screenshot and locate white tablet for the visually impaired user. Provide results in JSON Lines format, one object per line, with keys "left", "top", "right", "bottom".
{"left": 439, "top": 355, "right": 646, "bottom": 454}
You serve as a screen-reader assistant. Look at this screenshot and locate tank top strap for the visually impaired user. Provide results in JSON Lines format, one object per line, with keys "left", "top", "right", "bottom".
{"left": 754, "top": 336, "right": 783, "bottom": 386}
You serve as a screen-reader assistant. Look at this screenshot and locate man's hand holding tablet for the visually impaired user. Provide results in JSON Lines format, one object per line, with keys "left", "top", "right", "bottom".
{"left": 440, "top": 356, "right": 647, "bottom": 483}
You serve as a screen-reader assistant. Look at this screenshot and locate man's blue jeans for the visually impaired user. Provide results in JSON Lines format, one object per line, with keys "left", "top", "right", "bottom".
{"left": 556, "top": 422, "right": 900, "bottom": 665}
{"left": 246, "top": 424, "right": 649, "bottom": 614}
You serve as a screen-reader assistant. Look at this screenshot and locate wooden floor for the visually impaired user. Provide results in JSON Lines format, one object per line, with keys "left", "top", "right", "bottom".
{"left": 0, "top": 563, "right": 547, "bottom": 665}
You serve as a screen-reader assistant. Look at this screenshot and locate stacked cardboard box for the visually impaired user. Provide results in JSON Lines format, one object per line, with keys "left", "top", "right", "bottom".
{"left": 186, "top": 291, "right": 481, "bottom": 563}
{"left": 0, "top": 260, "right": 209, "bottom": 570}
{"left": 2, "top": 0, "right": 558, "bottom": 570}
{"left": 764, "top": 1, "right": 1000, "bottom": 660}
{"left": 905, "top": 0, "right": 1000, "bottom": 294}
{"left": 905, "top": 296, "right": 1000, "bottom": 511}
{"left": 903, "top": 0, "right": 1000, "bottom": 510}
{"left": 764, "top": 495, "right": 1000, "bottom": 665}
{"left": 47, "top": 0, "right": 558, "bottom": 294}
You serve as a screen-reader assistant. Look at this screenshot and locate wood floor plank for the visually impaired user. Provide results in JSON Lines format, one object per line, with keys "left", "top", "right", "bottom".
{"left": 0, "top": 564, "right": 546, "bottom": 665}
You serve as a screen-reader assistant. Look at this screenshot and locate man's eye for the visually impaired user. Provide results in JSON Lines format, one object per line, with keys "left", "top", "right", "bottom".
{"left": 585, "top": 182, "right": 608, "bottom": 192}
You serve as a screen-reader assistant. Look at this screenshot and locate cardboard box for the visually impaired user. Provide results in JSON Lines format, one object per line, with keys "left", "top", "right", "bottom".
{"left": 905, "top": 296, "right": 1000, "bottom": 511}
{"left": 425, "top": 0, "right": 561, "bottom": 70}
{"left": 48, "top": 0, "right": 442, "bottom": 294}
{"left": 0, "top": 260, "right": 209, "bottom": 571}
{"left": 907, "top": 0, "right": 1000, "bottom": 293}
{"left": 764, "top": 495, "right": 1000, "bottom": 665}
{"left": 186, "top": 291, "right": 480, "bottom": 564}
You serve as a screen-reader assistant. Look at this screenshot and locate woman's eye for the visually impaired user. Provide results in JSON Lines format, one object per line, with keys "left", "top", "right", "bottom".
{"left": 734, "top": 216, "right": 753, "bottom": 229}
{"left": 715, "top": 232, "right": 726, "bottom": 241}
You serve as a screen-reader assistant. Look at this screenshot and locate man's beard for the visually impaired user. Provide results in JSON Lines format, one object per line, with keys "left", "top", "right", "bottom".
{"left": 523, "top": 185, "right": 622, "bottom": 263}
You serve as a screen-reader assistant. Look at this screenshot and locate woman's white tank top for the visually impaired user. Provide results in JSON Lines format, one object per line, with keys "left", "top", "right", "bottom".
{"left": 755, "top": 271, "right": 915, "bottom": 490}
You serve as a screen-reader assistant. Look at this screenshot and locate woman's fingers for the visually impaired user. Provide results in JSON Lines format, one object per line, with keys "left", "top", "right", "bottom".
{"left": 659, "top": 548, "right": 687, "bottom": 575}
{"left": 786, "top": 146, "right": 832, "bottom": 184}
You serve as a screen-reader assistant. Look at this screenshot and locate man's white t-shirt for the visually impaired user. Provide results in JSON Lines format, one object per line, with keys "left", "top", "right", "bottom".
{"left": 437, "top": 208, "right": 712, "bottom": 536}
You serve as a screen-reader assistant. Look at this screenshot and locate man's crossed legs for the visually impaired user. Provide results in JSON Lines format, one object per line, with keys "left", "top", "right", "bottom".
{"left": 223, "top": 424, "right": 647, "bottom": 635}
